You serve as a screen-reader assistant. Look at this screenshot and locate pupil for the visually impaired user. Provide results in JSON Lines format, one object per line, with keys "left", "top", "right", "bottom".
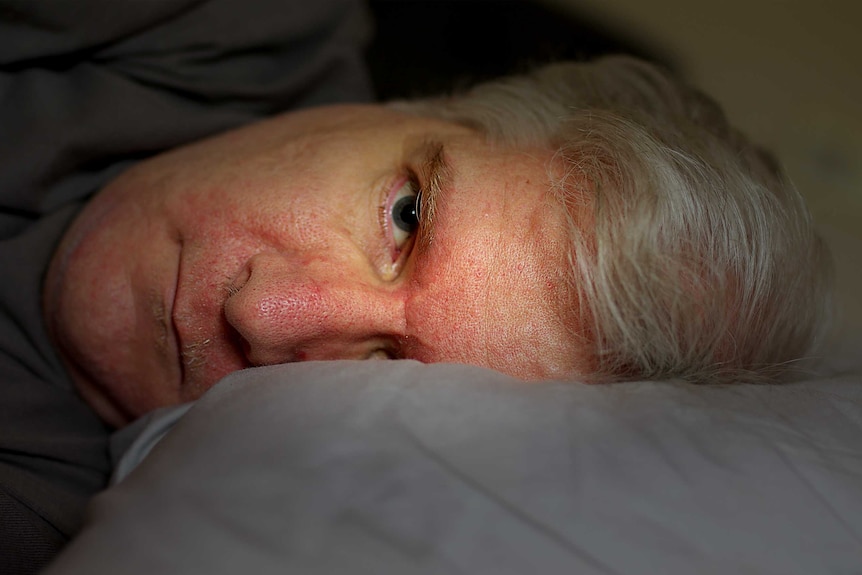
{"left": 393, "top": 195, "right": 420, "bottom": 232}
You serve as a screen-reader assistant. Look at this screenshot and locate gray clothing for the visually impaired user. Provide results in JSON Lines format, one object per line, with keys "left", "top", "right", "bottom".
{"left": 0, "top": 1, "right": 372, "bottom": 572}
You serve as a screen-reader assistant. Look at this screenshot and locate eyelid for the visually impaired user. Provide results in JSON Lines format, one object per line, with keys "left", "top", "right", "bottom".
{"left": 377, "top": 171, "right": 421, "bottom": 280}
{"left": 373, "top": 140, "right": 447, "bottom": 282}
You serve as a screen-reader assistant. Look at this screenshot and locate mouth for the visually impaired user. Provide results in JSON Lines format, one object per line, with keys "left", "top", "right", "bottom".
{"left": 169, "top": 240, "right": 186, "bottom": 388}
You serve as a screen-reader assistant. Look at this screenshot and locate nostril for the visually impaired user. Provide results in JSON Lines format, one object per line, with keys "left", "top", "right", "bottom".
{"left": 227, "top": 264, "right": 251, "bottom": 299}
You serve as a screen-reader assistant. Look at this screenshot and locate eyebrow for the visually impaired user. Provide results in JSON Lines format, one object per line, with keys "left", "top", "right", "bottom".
{"left": 415, "top": 140, "right": 452, "bottom": 255}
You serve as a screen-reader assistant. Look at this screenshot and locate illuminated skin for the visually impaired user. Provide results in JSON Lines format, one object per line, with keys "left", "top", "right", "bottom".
{"left": 43, "top": 105, "right": 585, "bottom": 427}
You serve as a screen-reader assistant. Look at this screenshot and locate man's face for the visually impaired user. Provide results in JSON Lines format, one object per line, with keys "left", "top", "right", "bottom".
{"left": 44, "top": 105, "right": 584, "bottom": 426}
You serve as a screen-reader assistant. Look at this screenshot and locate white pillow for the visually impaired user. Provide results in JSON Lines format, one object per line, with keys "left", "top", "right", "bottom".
{"left": 46, "top": 359, "right": 862, "bottom": 574}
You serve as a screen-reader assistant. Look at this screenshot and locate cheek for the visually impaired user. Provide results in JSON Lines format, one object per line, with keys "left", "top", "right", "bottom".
{"left": 265, "top": 196, "right": 333, "bottom": 251}
{"left": 47, "top": 189, "right": 136, "bottom": 325}
{"left": 50, "top": 237, "right": 135, "bottom": 363}
{"left": 167, "top": 169, "right": 340, "bottom": 248}
{"left": 44, "top": 194, "right": 182, "bottom": 404}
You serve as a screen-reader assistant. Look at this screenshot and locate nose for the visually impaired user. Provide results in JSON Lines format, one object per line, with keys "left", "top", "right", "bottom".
{"left": 223, "top": 252, "right": 406, "bottom": 364}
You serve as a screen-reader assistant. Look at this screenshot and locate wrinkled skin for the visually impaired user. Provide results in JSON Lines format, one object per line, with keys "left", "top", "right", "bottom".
{"left": 44, "top": 105, "right": 584, "bottom": 427}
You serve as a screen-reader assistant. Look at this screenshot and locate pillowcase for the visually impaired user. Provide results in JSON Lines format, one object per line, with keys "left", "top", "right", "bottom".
{"left": 46, "top": 359, "right": 862, "bottom": 574}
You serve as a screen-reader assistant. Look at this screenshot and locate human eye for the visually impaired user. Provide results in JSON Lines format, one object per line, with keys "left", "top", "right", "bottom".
{"left": 382, "top": 175, "right": 423, "bottom": 259}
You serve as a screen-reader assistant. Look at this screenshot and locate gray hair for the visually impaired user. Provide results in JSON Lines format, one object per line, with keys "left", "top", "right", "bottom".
{"left": 392, "top": 56, "right": 833, "bottom": 383}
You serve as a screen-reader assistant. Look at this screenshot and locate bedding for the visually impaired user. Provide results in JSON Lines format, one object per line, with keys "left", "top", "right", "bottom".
{"left": 44, "top": 349, "right": 862, "bottom": 574}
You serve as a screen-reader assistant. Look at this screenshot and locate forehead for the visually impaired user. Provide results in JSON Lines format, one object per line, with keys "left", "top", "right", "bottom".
{"left": 402, "top": 133, "right": 581, "bottom": 378}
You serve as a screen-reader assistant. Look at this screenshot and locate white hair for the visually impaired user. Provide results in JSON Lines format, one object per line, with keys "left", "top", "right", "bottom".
{"left": 393, "top": 56, "right": 833, "bottom": 383}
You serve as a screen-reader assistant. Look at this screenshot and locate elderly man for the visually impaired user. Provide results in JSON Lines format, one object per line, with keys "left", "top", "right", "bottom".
{"left": 1, "top": 0, "right": 830, "bottom": 573}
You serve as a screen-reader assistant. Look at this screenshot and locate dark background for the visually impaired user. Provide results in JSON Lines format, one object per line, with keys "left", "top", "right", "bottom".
{"left": 366, "top": 0, "right": 673, "bottom": 100}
